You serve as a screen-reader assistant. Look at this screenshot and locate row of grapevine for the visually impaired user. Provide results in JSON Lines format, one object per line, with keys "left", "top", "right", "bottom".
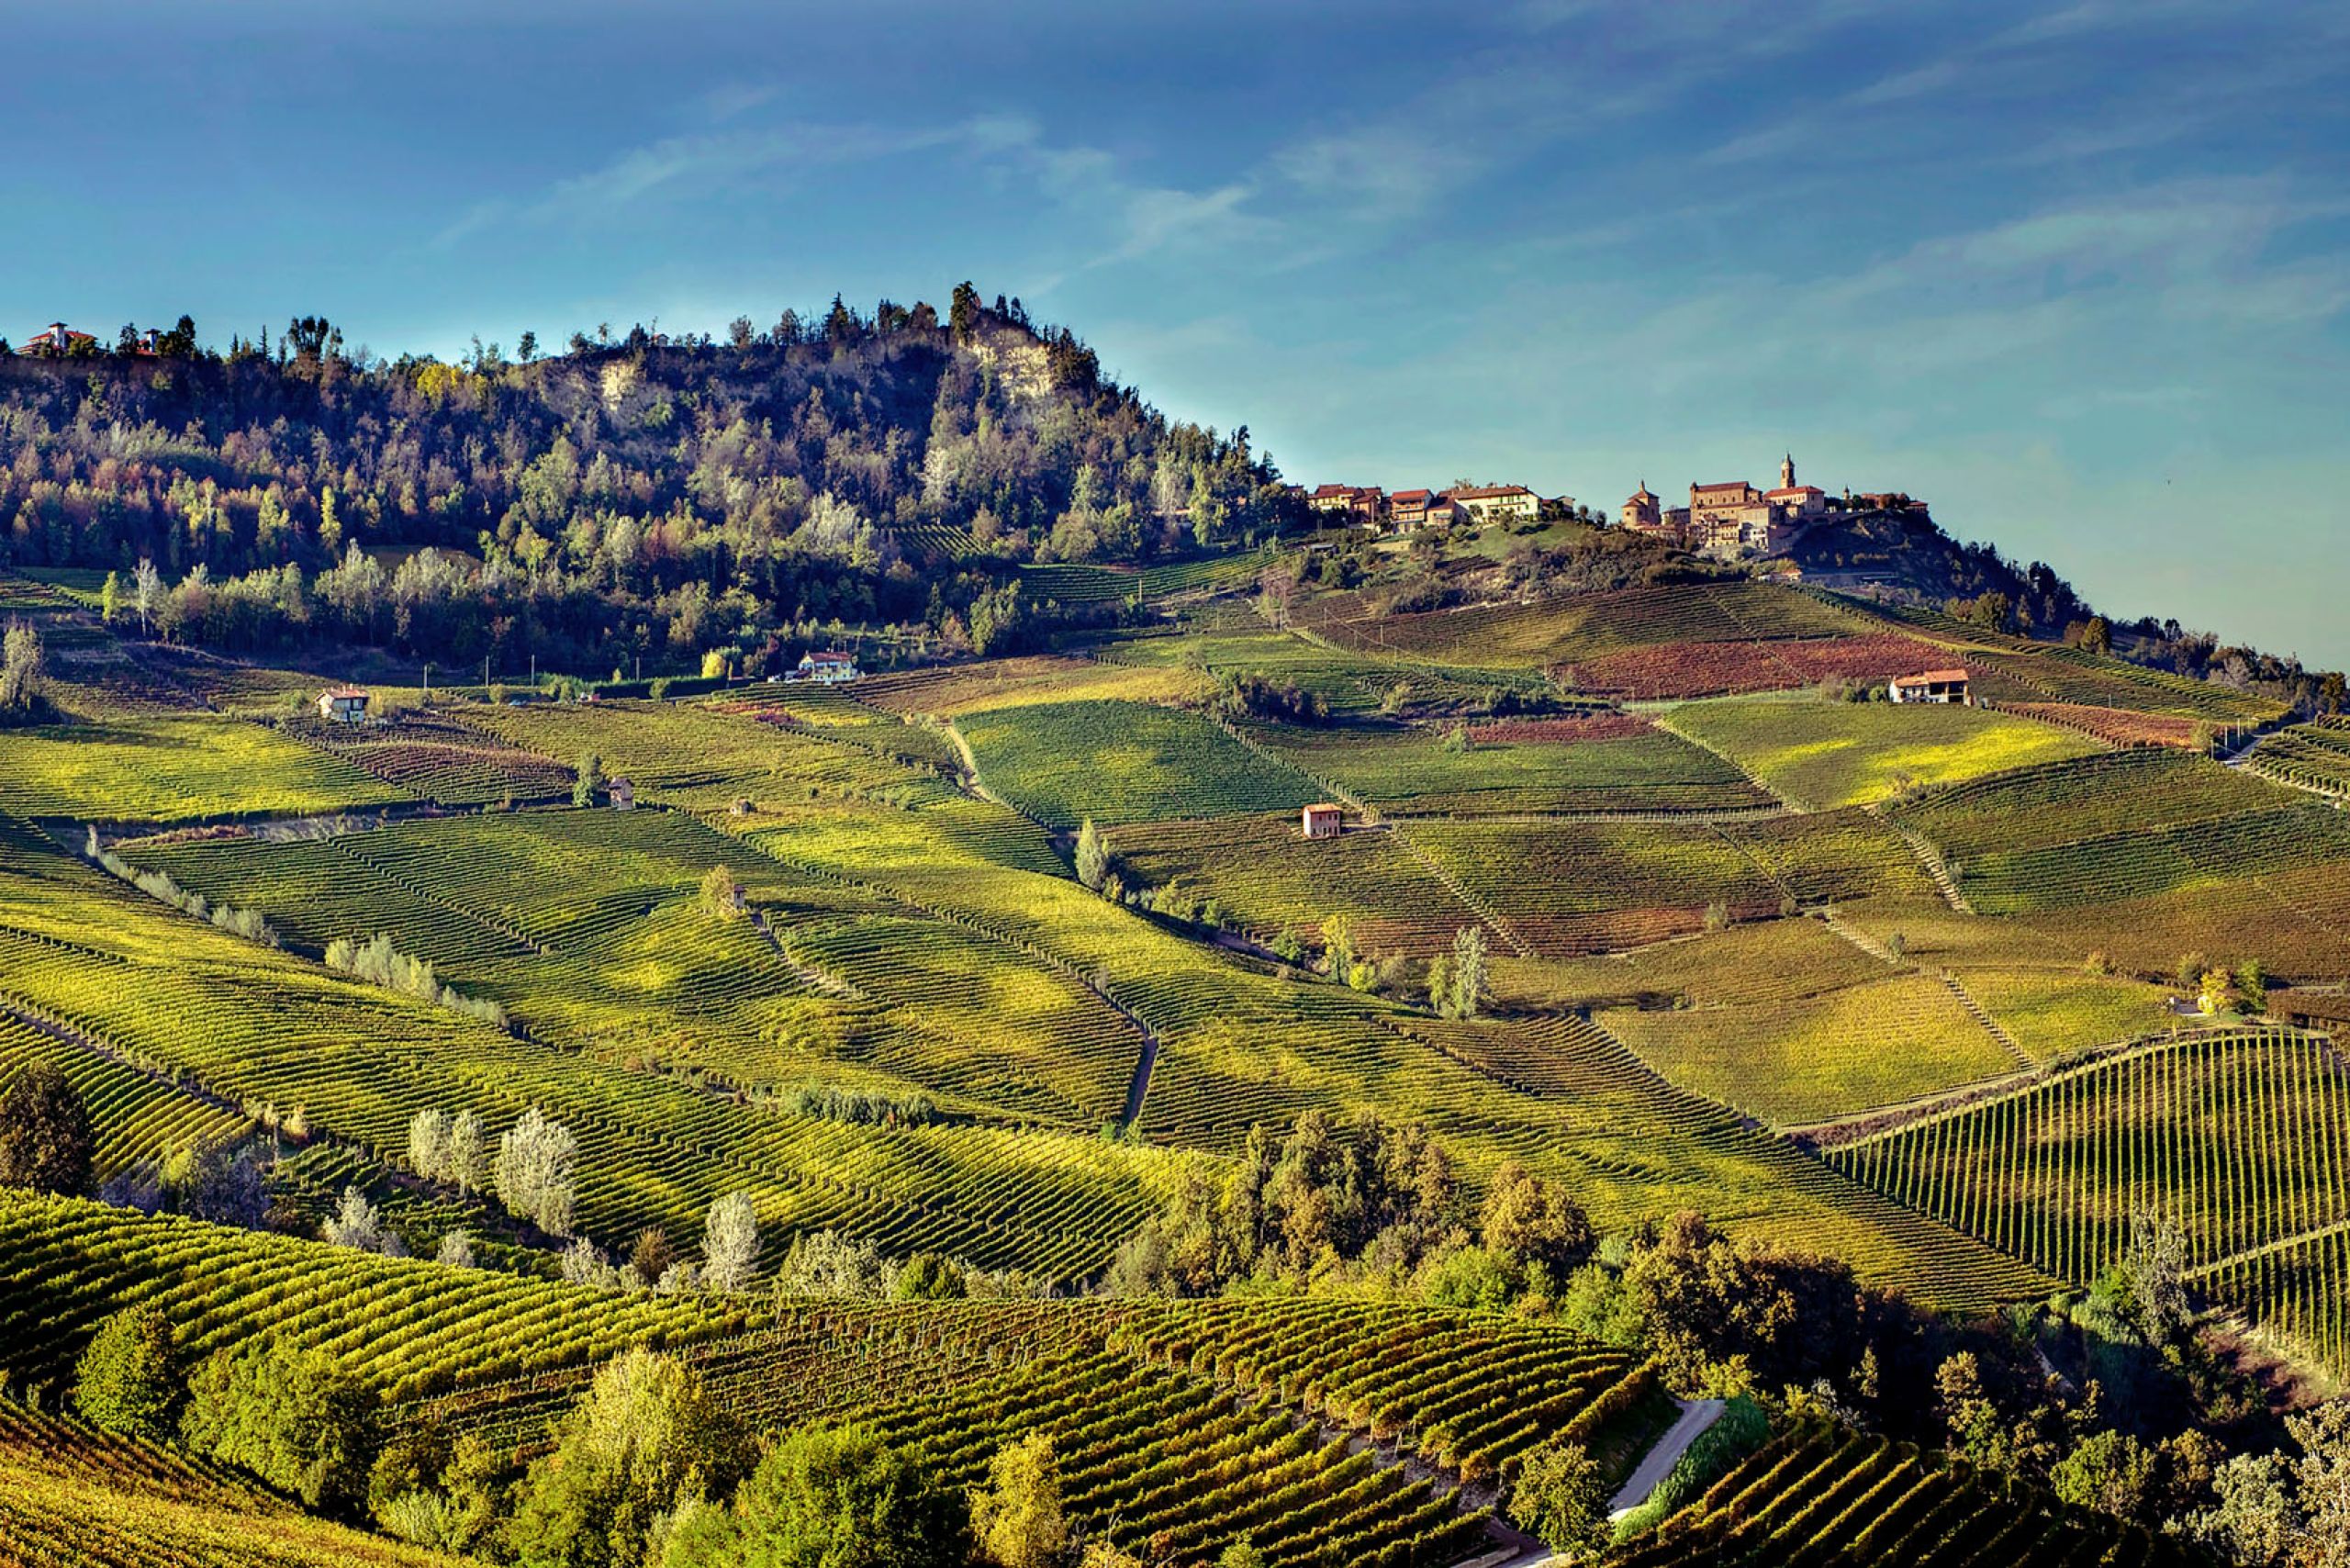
{"left": 0, "top": 1192, "right": 749, "bottom": 1400}
{"left": 1616, "top": 1423, "right": 2196, "bottom": 1566}
{"left": 1827, "top": 1029, "right": 2350, "bottom": 1294}
{"left": 0, "top": 1396, "right": 465, "bottom": 1568}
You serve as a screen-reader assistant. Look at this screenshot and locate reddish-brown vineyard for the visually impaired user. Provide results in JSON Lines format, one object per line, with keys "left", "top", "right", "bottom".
{"left": 1986, "top": 702, "right": 2209, "bottom": 749}
{"left": 1561, "top": 634, "right": 1953, "bottom": 700}
{"left": 1464, "top": 713, "right": 1656, "bottom": 744}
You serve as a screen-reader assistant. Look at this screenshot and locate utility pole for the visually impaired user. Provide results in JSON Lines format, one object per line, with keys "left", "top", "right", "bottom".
{"left": 423, "top": 662, "right": 432, "bottom": 702}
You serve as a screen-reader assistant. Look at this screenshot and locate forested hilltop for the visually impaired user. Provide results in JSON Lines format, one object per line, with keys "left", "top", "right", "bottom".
{"left": 0, "top": 290, "right": 1293, "bottom": 670}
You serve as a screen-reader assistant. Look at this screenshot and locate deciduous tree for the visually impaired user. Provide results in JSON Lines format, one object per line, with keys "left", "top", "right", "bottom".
{"left": 702, "top": 1192, "right": 759, "bottom": 1292}
{"left": 1511, "top": 1439, "right": 1610, "bottom": 1558}
{"left": 0, "top": 1066, "right": 94, "bottom": 1194}
{"left": 665, "top": 1419, "right": 967, "bottom": 1568}
{"left": 972, "top": 1430, "right": 1067, "bottom": 1568}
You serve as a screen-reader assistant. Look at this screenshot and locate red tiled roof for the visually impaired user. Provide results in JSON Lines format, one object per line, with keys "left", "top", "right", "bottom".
{"left": 1392, "top": 489, "right": 1433, "bottom": 505}
{"left": 1894, "top": 670, "right": 1971, "bottom": 685}
{"left": 1445, "top": 485, "right": 1532, "bottom": 500}
{"left": 1303, "top": 802, "right": 1343, "bottom": 815}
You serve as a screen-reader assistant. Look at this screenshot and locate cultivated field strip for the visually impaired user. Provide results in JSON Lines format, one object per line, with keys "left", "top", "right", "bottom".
{"left": 1611, "top": 1423, "right": 2198, "bottom": 1566}
{"left": 1826, "top": 1028, "right": 2350, "bottom": 1364}
{"left": 0, "top": 834, "right": 1169, "bottom": 1281}
{"left": 0, "top": 1396, "right": 468, "bottom": 1568}
{"left": 0, "top": 1192, "right": 751, "bottom": 1400}
{"left": 0, "top": 1012, "right": 250, "bottom": 1179}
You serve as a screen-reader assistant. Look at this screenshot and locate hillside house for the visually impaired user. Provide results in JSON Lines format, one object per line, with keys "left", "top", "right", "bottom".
{"left": 1889, "top": 670, "right": 1972, "bottom": 705}
{"left": 1444, "top": 484, "right": 1539, "bottom": 525}
{"left": 607, "top": 776, "right": 635, "bottom": 811}
{"left": 797, "top": 650, "right": 860, "bottom": 683}
{"left": 1389, "top": 488, "right": 1435, "bottom": 529}
{"left": 1308, "top": 485, "right": 1386, "bottom": 524}
{"left": 1302, "top": 802, "right": 1344, "bottom": 839}
{"left": 316, "top": 687, "right": 370, "bottom": 724}
{"left": 17, "top": 322, "right": 96, "bottom": 357}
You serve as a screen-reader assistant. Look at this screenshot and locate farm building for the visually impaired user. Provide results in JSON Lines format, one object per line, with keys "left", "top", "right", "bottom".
{"left": 16, "top": 322, "right": 98, "bottom": 356}
{"left": 316, "top": 687, "right": 370, "bottom": 724}
{"left": 1302, "top": 802, "right": 1344, "bottom": 839}
{"left": 1308, "top": 484, "right": 1386, "bottom": 524}
{"left": 2273, "top": 989, "right": 2350, "bottom": 1034}
{"left": 607, "top": 776, "right": 635, "bottom": 811}
{"left": 1444, "top": 484, "right": 1539, "bottom": 524}
{"left": 1889, "top": 670, "right": 1972, "bottom": 706}
{"left": 798, "top": 650, "right": 860, "bottom": 683}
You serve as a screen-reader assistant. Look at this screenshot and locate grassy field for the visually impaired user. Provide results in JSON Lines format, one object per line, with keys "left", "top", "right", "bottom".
{"left": 0, "top": 716, "right": 409, "bottom": 824}
{"left": 957, "top": 699, "right": 1321, "bottom": 827}
{"left": 1603, "top": 973, "right": 2019, "bottom": 1125}
{"left": 1662, "top": 697, "right": 2106, "bottom": 810}
{"left": 856, "top": 654, "right": 1213, "bottom": 718}
{"left": 1248, "top": 719, "right": 1774, "bottom": 816}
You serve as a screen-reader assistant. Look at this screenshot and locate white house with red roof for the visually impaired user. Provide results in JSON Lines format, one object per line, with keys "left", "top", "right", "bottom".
{"left": 17, "top": 322, "right": 97, "bottom": 357}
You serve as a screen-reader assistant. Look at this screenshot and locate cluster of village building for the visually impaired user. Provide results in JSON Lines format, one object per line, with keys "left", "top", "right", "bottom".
{"left": 1301, "top": 482, "right": 1549, "bottom": 530}
{"left": 11, "top": 321, "right": 168, "bottom": 356}
{"left": 1618, "top": 454, "right": 1923, "bottom": 559}
{"left": 1304, "top": 454, "right": 1925, "bottom": 565}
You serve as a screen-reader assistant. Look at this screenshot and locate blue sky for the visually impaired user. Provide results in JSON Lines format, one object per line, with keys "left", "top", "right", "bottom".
{"left": 6, "top": 1, "right": 2346, "bottom": 661}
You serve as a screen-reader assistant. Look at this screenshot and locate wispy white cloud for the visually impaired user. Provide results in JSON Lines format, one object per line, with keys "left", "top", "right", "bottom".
{"left": 431, "top": 118, "right": 999, "bottom": 252}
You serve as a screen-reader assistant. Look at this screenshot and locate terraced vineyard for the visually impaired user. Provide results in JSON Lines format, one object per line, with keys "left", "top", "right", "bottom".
{"left": 1310, "top": 580, "right": 1881, "bottom": 670}
{"left": 0, "top": 1012, "right": 249, "bottom": 1179}
{"left": 296, "top": 713, "right": 576, "bottom": 804}
{"left": 856, "top": 654, "right": 1214, "bottom": 720}
{"left": 1826, "top": 1029, "right": 2350, "bottom": 1315}
{"left": 1611, "top": 1423, "right": 2197, "bottom": 1566}
{"left": 1886, "top": 749, "right": 2350, "bottom": 975}
{"left": 0, "top": 817, "right": 1171, "bottom": 1282}
{"left": 2248, "top": 717, "right": 2350, "bottom": 797}
{"left": 1248, "top": 719, "right": 1775, "bottom": 816}
{"left": 0, "top": 1398, "right": 466, "bottom": 1568}
{"left": 1108, "top": 812, "right": 1496, "bottom": 957}
{"left": 1662, "top": 698, "right": 2107, "bottom": 812}
{"left": 1605, "top": 973, "right": 2020, "bottom": 1126}
{"left": 0, "top": 1191, "right": 752, "bottom": 1399}
{"left": 0, "top": 716, "right": 408, "bottom": 825}
{"left": 1561, "top": 632, "right": 1954, "bottom": 700}
{"left": 957, "top": 699, "right": 1321, "bottom": 827}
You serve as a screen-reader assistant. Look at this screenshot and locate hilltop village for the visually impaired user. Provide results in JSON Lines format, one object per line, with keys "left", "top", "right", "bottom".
{"left": 1303, "top": 454, "right": 1929, "bottom": 563}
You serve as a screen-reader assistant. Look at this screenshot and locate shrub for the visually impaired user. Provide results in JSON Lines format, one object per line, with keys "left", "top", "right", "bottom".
{"left": 73, "top": 1305, "right": 179, "bottom": 1442}
{"left": 179, "top": 1338, "right": 380, "bottom": 1514}
{"left": 665, "top": 1421, "right": 967, "bottom": 1568}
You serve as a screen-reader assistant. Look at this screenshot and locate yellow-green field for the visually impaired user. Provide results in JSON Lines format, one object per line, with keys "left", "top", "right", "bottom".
{"left": 1602, "top": 972, "right": 2020, "bottom": 1125}
{"left": 0, "top": 717, "right": 408, "bottom": 823}
{"left": 1662, "top": 697, "right": 2106, "bottom": 810}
